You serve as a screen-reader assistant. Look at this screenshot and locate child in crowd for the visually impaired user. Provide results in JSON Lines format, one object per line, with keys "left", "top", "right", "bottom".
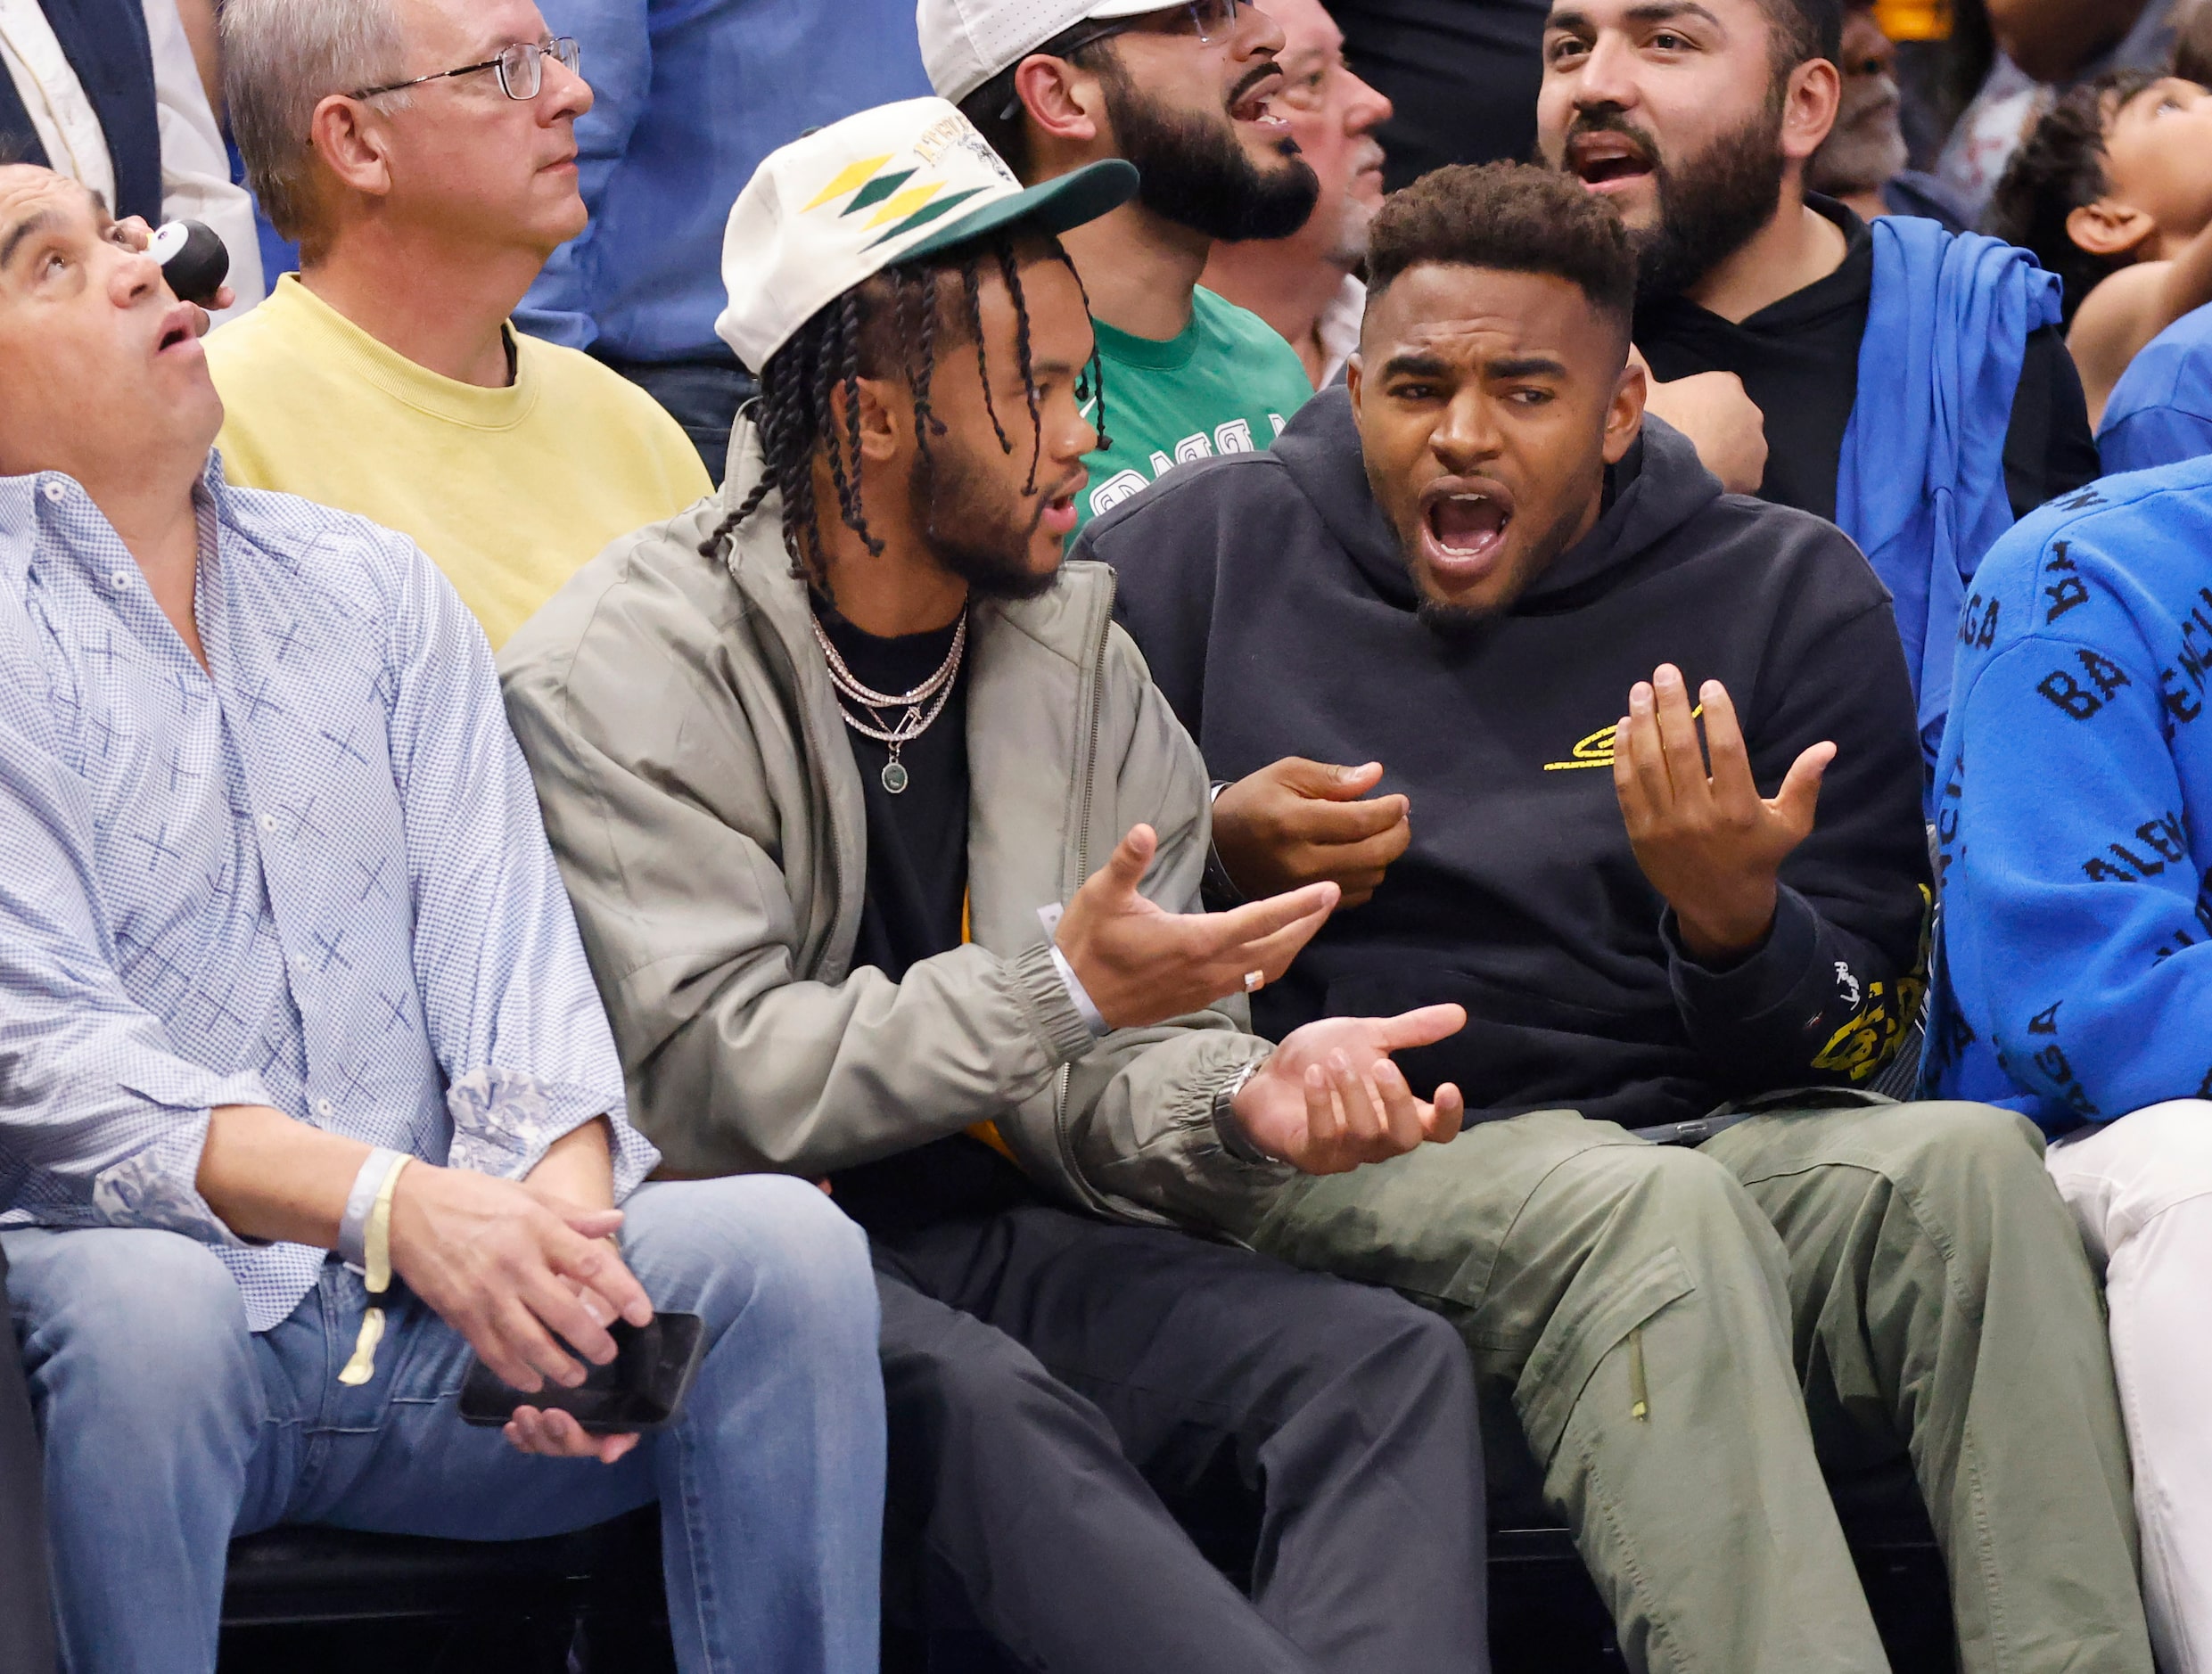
{"left": 1987, "top": 70, "right": 2212, "bottom": 471}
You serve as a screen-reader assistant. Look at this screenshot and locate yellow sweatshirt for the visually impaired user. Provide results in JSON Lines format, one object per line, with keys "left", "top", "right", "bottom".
{"left": 207, "top": 275, "right": 711, "bottom": 648}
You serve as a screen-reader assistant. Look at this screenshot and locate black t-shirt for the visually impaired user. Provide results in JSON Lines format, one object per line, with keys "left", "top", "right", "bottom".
{"left": 815, "top": 606, "right": 970, "bottom": 985}
{"left": 1636, "top": 199, "right": 2100, "bottom": 524}
{"left": 812, "top": 603, "right": 1032, "bottom": 1235}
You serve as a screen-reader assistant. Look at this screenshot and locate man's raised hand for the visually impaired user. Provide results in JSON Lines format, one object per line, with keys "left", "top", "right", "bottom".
{"left": 1612, "top": 664, "right": 1833, "bottom": 962}
{"left": 1055, "top": 824, "right": 1338, "bottom": 1028}
{"left": 1230, "top": 1006, "right": 1468, "bottom": 1173}
{"left": 1212, "top": 758, "right": 1412, "bottom": 906}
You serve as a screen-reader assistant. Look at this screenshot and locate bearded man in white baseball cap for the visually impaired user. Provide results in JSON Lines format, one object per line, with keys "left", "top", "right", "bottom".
{"left": 917, "top": 0, "right": 1328, "bottom": 534}
{"left": 502, "top": 95, "right": 1490, "bottom": 1674}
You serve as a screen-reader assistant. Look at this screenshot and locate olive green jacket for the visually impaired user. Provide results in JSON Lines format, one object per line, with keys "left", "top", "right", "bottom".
{"left": 498, "top": 418, "right": 1287, "bottom": 1232}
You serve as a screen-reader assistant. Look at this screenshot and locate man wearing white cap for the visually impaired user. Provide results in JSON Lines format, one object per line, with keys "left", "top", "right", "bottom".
{"left": 918, "top": 0, "right": 1326, "bottom": 531}
{"left": 502, "top": 97, "right": 1491, "bottom": 1672}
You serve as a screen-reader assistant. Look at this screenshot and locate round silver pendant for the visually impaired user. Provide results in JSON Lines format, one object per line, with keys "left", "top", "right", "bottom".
{"left": 881, "top": 759, "right": 909, "bottom": 795}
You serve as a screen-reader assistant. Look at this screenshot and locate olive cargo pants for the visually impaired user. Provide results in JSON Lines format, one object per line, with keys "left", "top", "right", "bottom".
{"left": 1236, "top": 1100, "right": 2151, "bottom": 1674}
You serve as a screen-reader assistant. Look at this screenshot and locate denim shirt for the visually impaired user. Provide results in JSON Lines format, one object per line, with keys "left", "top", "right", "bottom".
{"left": 0, "top": 458, "right": 654, "bottom": 1330}
{"left": 516, "top": 0, "right": 929, "bottom": 363}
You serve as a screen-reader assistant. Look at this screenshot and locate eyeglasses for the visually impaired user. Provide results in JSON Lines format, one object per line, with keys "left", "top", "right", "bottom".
{"left": 1002, "top": 2, "right": 1245, "bottom": 118}
{"left": 1056, "top": 0, "right": 1246, "bottom": 62}
{"left": 350, "top": 37, "right": 582, "bottom": 103}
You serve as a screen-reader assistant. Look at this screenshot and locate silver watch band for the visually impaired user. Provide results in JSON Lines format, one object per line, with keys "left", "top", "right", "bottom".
{"left": 1212, "top": 1056, "right": 1274, "bottom": 1163}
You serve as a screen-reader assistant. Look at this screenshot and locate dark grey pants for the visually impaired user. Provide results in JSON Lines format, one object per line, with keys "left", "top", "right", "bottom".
{"left": 873, "top": 1203, "right": 1488, "bottom": 1674}
{"left": 0, "top": 1247, "right": 57, "bottom": 1674}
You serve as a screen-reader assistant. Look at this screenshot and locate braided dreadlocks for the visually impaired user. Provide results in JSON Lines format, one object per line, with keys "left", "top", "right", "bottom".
{"left": 699, "top": 232, "right": 1110, "bottom": 591}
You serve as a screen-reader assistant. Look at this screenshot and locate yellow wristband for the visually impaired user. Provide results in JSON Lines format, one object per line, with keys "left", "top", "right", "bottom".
{"left": 338, "top": 1154, "right": 410, "bottom": 1387}
{"left": 363, "top": 1153, "right": 407, "bottom": 1296}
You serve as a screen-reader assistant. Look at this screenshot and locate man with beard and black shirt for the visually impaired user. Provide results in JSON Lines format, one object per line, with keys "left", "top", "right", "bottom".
{"left": 1085, "top": 160, "right": 2155, "bottom": 1674}
{"left": 502, "top": 100, "right": 1489, "bottom": 1674}
{"left": 1538, "top": 0, "right": 2101, "bottom": 783}
{"left": 923, "top": 0, "right": 1326, "bottom": 530}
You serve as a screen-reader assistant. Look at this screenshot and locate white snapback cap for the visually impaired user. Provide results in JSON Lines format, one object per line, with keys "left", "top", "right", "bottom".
{"left": 713, "top": 97, "right": 1136, "bottom": 373}
{"left": 917, "top": 0, "right": 1168, "bottom": 105}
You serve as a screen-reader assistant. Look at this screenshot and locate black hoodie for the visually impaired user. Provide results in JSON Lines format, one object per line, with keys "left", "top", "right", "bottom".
{"left": 1084, "top": 389, "right": 1932, "bottom": 1128}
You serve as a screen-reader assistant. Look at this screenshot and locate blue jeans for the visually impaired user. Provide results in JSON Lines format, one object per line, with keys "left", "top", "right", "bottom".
{"left": 4, "top": 1175, "right": 884, "bottom": 1674}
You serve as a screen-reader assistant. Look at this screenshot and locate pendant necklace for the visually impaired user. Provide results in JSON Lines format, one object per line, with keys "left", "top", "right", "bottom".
{"left": 810, "top": 610, "right": 967, "bottom": 795}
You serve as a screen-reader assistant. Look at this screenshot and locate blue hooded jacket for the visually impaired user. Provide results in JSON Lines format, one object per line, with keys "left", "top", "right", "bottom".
{"left": 1834, "top": 217, "right": 2063, "bottom": 793}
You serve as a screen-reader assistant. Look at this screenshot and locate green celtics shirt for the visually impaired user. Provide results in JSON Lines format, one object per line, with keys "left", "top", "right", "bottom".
{"left": 1077, "top": 286, "right": 1317, "bottom": 532}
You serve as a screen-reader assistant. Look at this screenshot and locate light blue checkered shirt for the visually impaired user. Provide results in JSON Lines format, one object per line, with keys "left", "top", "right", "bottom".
{"left": 0, "top": 459, "right": 656, "bottom": 1331}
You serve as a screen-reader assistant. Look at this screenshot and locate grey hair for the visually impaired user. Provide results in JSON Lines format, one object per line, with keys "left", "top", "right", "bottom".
{"left": 223, "top": 0, "right": 412, "bottom": 244}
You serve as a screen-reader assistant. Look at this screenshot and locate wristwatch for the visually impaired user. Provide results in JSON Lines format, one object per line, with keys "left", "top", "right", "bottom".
{"left": 1211, "top": 1055, "right": 1275, "bottom": 1163}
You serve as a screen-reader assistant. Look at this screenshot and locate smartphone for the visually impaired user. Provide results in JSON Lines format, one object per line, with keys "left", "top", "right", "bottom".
{"left": 457, "top": 1311, "right": 705, "bottom": 1435}
{"left": 1626, "top": 1112, "right": 1756, "bottom": 1148}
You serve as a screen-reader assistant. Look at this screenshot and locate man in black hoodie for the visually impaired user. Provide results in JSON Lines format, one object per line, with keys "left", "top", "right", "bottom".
{"left": 1082, "top": 162, "right": 2152, "bottom": 1674}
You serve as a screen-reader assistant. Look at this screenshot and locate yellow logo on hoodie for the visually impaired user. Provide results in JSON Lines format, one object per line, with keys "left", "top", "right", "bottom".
{"left": 1542, "top": 723, "right": 1621, "bottom": 772}
{"left": 1542, "top": 703, "right": 1704, "bottom": 772}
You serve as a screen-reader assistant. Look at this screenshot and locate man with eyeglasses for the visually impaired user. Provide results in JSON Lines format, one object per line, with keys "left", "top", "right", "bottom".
{"left": 203, "top": 0, "right": 710, "bottom": 650}
{"left": 922, "top": 0, "right": 1327, "bottom": 532}
{"left": 1202, "top": 0, "right": 1394, "bottom": 387}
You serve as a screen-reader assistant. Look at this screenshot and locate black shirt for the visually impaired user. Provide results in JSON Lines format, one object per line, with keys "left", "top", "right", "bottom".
{"left": 812, "top": 604, "right": 1032, "bottom": 1235}
{"left": 1636, "top": 200, "right": 2100, "bottom": 524}
{"left": 815, "top": 606, "right": 970, "bottom": 985}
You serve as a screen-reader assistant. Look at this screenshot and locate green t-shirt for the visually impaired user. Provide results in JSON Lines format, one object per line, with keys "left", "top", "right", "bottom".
{"left": 1078, "top": 286, "right": 1316, "bottom": 531}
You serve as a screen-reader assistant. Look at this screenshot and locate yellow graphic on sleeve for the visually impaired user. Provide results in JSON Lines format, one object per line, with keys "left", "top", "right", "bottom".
{"left": 1542, "top": 704, "right": 1703, "bottom": 772}
{"left": 1810, "top": 885, "right": 1934, "bottom": 1082}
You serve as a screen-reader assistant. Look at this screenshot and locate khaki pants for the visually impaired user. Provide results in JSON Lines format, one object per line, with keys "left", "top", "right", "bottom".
{"left": 1238, "top": 1100, "right": 2151, "bottom": 1674}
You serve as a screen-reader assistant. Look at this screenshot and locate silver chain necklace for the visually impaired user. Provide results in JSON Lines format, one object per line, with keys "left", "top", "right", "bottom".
{"left": 810, "top": 611, "right": 967, "bottom": 794}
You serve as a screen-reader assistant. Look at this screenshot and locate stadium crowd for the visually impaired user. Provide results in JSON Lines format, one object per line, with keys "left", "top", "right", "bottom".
{"left": 4, "top": 0, "right": 2212, "bottom": 1670}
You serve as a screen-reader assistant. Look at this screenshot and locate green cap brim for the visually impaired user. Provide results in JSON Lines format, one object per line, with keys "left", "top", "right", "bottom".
{"left": 895, "top": 158, "right": 1139, "bottom": 265}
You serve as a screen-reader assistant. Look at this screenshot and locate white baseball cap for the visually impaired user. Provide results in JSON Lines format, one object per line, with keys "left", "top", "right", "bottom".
{"left": 713, "top": 97, "right": 1136, "bottom": 374}
{"left": 917, "top": 0, "right": 1169, "bottom": 106}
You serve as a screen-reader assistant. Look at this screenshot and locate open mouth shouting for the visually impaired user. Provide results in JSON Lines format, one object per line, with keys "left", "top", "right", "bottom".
{"left": 1228, "top": 63, "right": 1290, "bottom": 132}
{"left": 1565, "top": 125, "right": 1659, "bottom": 194}
{"left": 1418, "top": 478, "right": 1517, "bottom": 585}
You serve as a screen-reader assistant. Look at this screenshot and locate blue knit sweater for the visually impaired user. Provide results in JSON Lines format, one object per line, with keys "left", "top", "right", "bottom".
{"left": 1924, "top": 455, "right": 2212, "bottom": 1132}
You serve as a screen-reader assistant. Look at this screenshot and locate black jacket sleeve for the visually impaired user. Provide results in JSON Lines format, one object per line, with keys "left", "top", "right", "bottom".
{"left": 2002, "top": 323, "right": 2101, "bottom": 521}
{"left": 1083, "top": 488, "right": 1221, "bottom": 741}
{"left": 1665, "top": 585, "right": 1934, "bottom": 1093}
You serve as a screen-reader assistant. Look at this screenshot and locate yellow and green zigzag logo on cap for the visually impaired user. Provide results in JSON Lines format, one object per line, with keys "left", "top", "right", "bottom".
{"left": 802, "top": 154, "right": 990, "bottom": 251}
